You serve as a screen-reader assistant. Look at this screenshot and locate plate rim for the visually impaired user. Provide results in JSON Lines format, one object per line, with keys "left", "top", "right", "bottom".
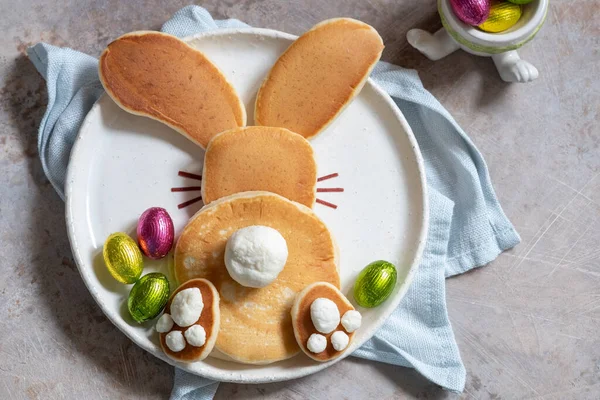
{"left": 65, "top": 26, "right": 429, "bottom": 383}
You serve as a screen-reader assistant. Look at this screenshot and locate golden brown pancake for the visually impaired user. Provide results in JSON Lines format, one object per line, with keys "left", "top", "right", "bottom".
{"left": 202, "top": 126, "right": 317, "bottom": 207}
{"left": 255, "top": 18, "right": 384, "bottom": 140}
{"left": 291, "top": 282, "right": 355, "bottom": 362}
{"left": 174, "top": 192, "right": 340, "bottom": 364}
{"left": 159, "top": 279, "right": 220, "bottom": 362}
{"left": 99, "top": 31, "right": 246, "bottom": 149}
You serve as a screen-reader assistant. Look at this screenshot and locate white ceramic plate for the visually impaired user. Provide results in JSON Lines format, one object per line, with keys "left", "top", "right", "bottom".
{"left": 65, "top": 28, "right": 428, "bottom": 383}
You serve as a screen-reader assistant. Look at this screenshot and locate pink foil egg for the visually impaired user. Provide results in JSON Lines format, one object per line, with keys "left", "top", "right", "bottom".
{"left": 137, "top": 207, "right": 174, "bottom": 260}
{"left": 450, "top": 0, "right": 491, "bottom": 26}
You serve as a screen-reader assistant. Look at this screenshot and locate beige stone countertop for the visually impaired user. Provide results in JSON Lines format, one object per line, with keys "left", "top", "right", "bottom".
{"left": 0, "top": 1, "right": 598, "bottom": 399}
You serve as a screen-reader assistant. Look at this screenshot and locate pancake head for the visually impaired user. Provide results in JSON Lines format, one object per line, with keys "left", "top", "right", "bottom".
{"left": 202, "top": 126, "right": 317, "bottom": 207}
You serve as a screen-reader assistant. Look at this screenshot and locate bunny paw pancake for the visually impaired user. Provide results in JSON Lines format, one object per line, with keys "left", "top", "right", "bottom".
{"left": 291, "top": 282, "right": 361, "bottom": 362}
{"left": 255, "top": 18, "right": 383, "bottom": 139}
{"left": 99, "top": 31, "right": 246, "bottom": 149}
{"left": 157, "top": 278, "right": 220, "bottom": 362}
{"left": 202, "top": 126, "right": 317, "bottom": 207}
{"left": 174, "top": 191, "right": 340, "bottom": 364}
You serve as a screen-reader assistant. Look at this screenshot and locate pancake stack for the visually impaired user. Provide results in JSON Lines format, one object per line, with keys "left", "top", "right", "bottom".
{"left": 174, "top": 192, "right": 339, "bottom": 364}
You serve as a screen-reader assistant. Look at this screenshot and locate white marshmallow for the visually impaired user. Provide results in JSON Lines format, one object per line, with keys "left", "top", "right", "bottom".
{"left": 165, "top": 330, "right": 186, "bottom": 352}
{"left": 171, "top": 288, "right": 204, "bottom": 327}
{"left": 310, "top": 298, "right": 340, "bottom": 334}
{"left": 224, "top": 225, "right": 288, "bottom": 288}
{"left": 184, "top": 325, "right": 207, "bottom": 347}
{"left": 155, "top": 313, "right": 174, "bottom": 333}
{"left": 307, "top": 333, "right": 327, "bottom": 353}
{"left": 331, "top": 331, "right": 349, "bottom": 351}
{"left": 341, "top": 310, "right": 362, "bottom": 333}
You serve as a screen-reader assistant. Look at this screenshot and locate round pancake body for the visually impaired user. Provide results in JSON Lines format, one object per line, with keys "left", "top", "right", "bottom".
{"left": 202, "top": 126, "right": 317, "bottom": 207}
{"left": 174, "top": 192, "right": 340, "bottom": 364}
{"left": 159, "top": 279, "right": 220, "bottom": 362}
{"left": 255, "top": 18, "right": 384, "bottom": 139}
{"left": 291, "top": 282, "right": 355, "bottom": 362}
{"left": 99, "top": 31, "right": 246, "bottom": 149}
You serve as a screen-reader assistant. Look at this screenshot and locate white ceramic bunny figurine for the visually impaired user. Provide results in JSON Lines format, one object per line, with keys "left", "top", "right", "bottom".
{"left": 407, "top": 0, "right": 548, "bottom": 83}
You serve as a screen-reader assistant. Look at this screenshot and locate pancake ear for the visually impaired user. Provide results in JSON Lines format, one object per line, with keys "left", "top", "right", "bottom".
{"left": 255, "top": 18, "right": 383, "bottom": 139}
{"left": 99, "top": 31, "right": 246, "bottom": 149}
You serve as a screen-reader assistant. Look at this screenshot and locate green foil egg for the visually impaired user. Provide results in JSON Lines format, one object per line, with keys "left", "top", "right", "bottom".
{"left": 127, "top": 272, "right": 170, "bottom": 323}
{"left": 103, "top": 232, "right": 144, "bottom": 284}
{"left": 507, "top": 0, "right": 533, "bottom": 4}
{"left": 353, "top": 260, "right": 397, "bottom": 308}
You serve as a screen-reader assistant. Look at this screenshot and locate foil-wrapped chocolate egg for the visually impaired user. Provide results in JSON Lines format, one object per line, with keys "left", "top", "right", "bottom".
{"left": 479, "top": 2, "right": 522, "bottom": 33}
{"left": 128, "top": 272, "right": 170, "bottom": 323}
{"left": 137, "top": 207, "right": 174, "bottom": 260}
{"left": 103, "top": 232, "right": 144, "bottom": 284}
{"left": 507, "top": 0, "right": 532, "bottom": 4}
{"left": 353, "top": 260, "right": 397, "bottom": 308}
{"left": 450, "top": 0, "right": 491, "bottom": 26}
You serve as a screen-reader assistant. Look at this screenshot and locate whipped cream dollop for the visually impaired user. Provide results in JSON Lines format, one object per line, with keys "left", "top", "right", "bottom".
{"left": 331, "top": 331, "right": 349, "bottom": 351}
{"left": 165, "top": 330, "right": 186, "bottom": 352}
{"left": 310, "top": 297, "right": 340, "bottom": 334}
{"left": 307, "top": 333, "right": 327, "bottom": 353}
{"left": 171, "top": 288, "right": 204, "bottom": 327}
{"left": 224, "top": 225, "right": 288, "bottom": 288}
{"left": 155, "top": 313, "right": 174, "bottom": 333}
{"left": 341, "top": 310, "right": 362, "bottom": 333}
{"left": 184, "top": 325, "right": 207, "bottom": 347}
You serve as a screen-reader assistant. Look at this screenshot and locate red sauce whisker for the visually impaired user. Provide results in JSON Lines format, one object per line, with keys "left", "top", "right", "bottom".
{"left": 178, "top": 171, "right": 203, "bottom": 181}
{"left": 316, "top": 198, "right": 338, "bottom": 209}
{"left": 316, "top": 188, "right": 344, "bottom": 193}
{"left": 317, "top": 173, "right": 339, "bottom": 182}
{"left": 177, "top": 196, "right": 203, "bottom": 209}
{"left": 171, "top": 186, "right": 202, "bottom": 192}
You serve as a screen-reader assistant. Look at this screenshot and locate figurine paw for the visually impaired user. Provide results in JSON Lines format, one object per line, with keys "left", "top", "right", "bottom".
{"left": 406, "top": 29, "right": 458, "bottom": 61}
{"left": 500, "top": 59, "right": 539, "bottom": 83}
{"left": 406, "top": 29, "right": 430, "bottom": 49}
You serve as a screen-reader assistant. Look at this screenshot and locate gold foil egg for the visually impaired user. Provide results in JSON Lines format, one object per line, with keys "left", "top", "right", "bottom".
{"left": 103, "top": 232, "right": 143, "bottom": 284}
{"left": 127, "top": 273, "right": 170, "bottom": 323}
{"left": 353, "top": 260, "right": 398, "bottom": 308}
{"left": 479, "top": 2, "right": 522, "bottom": 33}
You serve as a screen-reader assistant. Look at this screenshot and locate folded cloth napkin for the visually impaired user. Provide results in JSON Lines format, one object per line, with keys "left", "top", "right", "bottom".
{"left": 27, "top": 5, "right": 520, "bottom": 399}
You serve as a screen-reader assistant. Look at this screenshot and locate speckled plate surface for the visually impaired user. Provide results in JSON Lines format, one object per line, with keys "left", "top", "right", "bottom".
{"left": 65, "top": 28, "right": 428, "bottom": 383}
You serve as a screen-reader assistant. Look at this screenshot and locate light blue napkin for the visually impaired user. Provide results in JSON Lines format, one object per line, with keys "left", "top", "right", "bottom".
{"left": 27, "top": 5, "right": 520, "bottom": 398}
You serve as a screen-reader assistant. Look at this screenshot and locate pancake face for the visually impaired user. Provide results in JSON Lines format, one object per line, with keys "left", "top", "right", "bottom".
{"left": 255, "top": 18, "right": 384, "bottom": 139}
{"left": 174, "top": 192, "right": 340, "bottom": 364}
{"left": 159, "top": 279, "right": 220, "bottom": 362}
{"left": 99, "top": 31, "right": 246, "bottom": 149}
{"left": 291, "top": 282, "right": 355, "bottom": 362}
{"left": 202, "top": 127, "right": 317, "bottom": 207}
